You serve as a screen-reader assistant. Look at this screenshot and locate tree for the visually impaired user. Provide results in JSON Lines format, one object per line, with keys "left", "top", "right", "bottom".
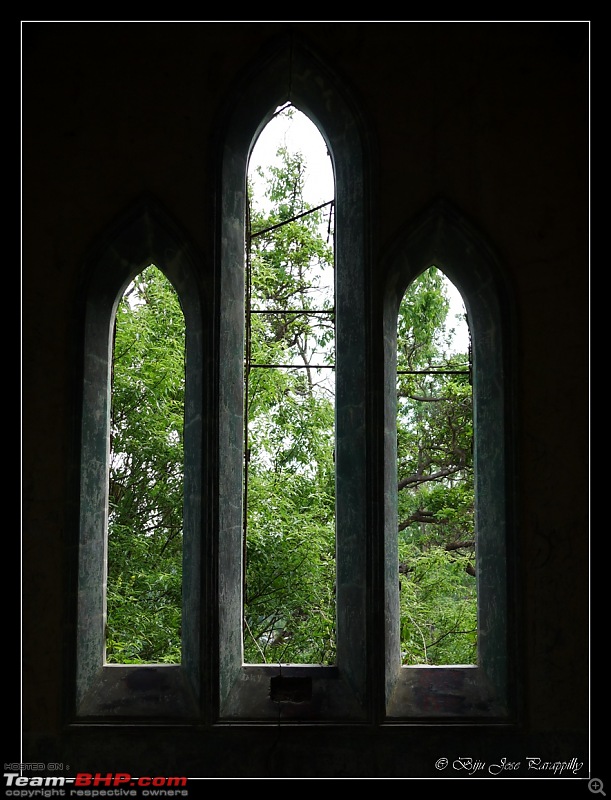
{"left": 106, "top": 264, "right": 185, "bottom": 664}
{"left": 243, "top": 129, "right": 337, "bottom": 664}
{"left": 396, "top": 267, "right": 476, "bottom": 665}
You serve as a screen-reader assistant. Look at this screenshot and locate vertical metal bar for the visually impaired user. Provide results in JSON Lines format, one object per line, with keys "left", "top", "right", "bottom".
{"left": 243, "top": 200, "right": 252, "bottom": 606}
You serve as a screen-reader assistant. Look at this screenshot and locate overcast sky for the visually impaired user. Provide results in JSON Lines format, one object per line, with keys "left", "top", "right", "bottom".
{"left": 248, "top": 104, "right": 334, "bottom": 208}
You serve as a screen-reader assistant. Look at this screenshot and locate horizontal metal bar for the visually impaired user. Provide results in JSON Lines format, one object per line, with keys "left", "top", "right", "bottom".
{"left": 249, "top": 308, "right": 334, "bottom": 315}
{"left": 397, "top": 368, "right": 470, "bottom": 375}
{"left": 247, "top": 363, "right": 335, "bottom": 370}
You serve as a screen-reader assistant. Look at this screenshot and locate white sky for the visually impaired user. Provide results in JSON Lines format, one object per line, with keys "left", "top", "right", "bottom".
{"left": 248, "top": 105, "right": 334, "bottom": 208}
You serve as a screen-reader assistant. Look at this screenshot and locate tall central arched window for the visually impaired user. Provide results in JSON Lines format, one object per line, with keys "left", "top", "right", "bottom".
{"left": 243, "top": 105, "right": 337, "bottom": 666}
{"left": 218, "top": 39, "right": 368, "bottom": 720}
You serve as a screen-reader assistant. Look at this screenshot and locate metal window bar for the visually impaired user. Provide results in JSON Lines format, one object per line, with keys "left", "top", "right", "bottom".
{"left": 397, "top": 332, "right": 473, "bottom": 383}
{"left": 250, "top": 200, "right": 334, "bottom": 240}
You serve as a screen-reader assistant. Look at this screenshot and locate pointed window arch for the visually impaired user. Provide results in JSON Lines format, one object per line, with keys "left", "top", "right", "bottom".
{"left": 383, "top": 200, "right": 517, "bottom": 719}
{"left": 75, "top": 199, "right": 204, "bottom": 718}
{"left": 218, "top": 39, "right": 368, "bottom": 720}
{"left": 243, "top": 105, "right": 337, "bottom": 666}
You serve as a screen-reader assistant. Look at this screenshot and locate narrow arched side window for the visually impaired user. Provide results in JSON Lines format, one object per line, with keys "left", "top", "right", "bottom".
{"left": 217, "top": 37, "right": 368, "bottom": 720}
{"left": 74, "top": 199, "right": 204, "bottom": 719}
{"left": 396, "top": 267, "right": 476, "bottom": 668}
{"left": 107, "top": 264, "right": 185, "bottom": 666}
{"left": 382, "top": 200, "right": 517, "bottom": 720}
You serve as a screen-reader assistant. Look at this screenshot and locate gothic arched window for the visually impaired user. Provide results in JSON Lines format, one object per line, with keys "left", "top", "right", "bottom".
{"left": 218, "top": 39, "right": 368, "bottom": 720}
{"left": 75, "top": 199, "right": 204, "bottom": 719}
{"left": 382, "top": 201, "right": 517, "bottom": 720}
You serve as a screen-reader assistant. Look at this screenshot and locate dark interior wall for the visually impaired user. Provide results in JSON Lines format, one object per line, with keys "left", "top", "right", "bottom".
{"left": 21, "top": 21, "right": 590, "bottom": 779}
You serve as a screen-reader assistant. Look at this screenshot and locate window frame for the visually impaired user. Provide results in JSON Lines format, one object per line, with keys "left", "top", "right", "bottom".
{"left": 216, "top": 39, "right": 369, "bottom": 721}
{"left": 382, "top": 200, "right": 518, "bottom": 720}
{"left": 70, "top": 43, "right": 518, "bottom": 728}
{"left": 73, "top": 198, "right": 205, "bottom": 720}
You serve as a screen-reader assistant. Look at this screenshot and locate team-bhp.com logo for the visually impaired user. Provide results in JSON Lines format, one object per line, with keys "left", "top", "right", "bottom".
{"left": 5, "top": 773, "right": 189, "bottom": 796}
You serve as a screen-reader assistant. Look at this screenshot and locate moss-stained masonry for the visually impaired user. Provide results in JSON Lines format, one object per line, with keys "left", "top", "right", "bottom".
{"left": 76, "top": 201, "right": 205, "bottom": 718}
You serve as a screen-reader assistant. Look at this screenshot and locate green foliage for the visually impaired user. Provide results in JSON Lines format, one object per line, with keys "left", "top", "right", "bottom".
{"left": 106, "top": 264, "right": 185, "bottom": 664}
{"left": 244, "top": 469, "right": 336, "bottom": 664}
{"left": 397, "top": 268, "right": 476, "bottom": 664}
{"left": 398, "top": 541, "right": 477, "bottom": 665}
